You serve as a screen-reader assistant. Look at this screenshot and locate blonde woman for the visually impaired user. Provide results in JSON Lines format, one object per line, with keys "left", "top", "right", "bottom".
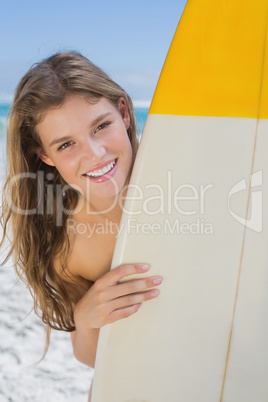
{"left": 1, "top": 52, "right": 162, "bottom": 399}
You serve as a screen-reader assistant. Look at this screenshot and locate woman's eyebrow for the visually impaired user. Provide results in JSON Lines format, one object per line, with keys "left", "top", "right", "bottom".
{"left": 91, "top": 112, "right": 111, "bottom": 127}
{"left": 49, "top": 113, "right": 112, "bottom": 147}
{"left": 49, "top": 136, "right": 72, "bottom": 147}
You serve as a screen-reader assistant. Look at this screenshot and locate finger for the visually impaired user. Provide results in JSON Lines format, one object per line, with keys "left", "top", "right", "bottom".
{"left": 108, "top": 276, "right": 162, "bottom": 299}
{"left": 106, "top": 303, "right": 142, "bottom": 324}
{"left": 97, "top": 263, "right": 151, "bottom": 287}
{"left": 110, "top": 288, "right": 160, "bottom": 311}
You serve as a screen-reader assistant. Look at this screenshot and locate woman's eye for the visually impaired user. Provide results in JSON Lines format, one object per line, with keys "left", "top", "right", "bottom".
{"left": 95, "top": 122, "right": 110, "bottom": 133}
{"left": 58, "top": 141, "right": 73, "bottom": 151}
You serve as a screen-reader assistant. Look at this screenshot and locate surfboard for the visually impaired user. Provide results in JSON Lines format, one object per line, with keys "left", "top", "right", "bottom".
{"left": 92, "top": 0, "right": 268, "bottom": 400}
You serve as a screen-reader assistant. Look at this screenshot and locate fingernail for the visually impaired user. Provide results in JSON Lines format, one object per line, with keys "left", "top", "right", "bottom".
{"left": 150, "top": 289, "right": 159, "bottom": 297}
{"left": 140, "top": 264, "right": 150, "bottom": 271}
{"left": 153, "top": 277, "right": 162, "bottom": 285}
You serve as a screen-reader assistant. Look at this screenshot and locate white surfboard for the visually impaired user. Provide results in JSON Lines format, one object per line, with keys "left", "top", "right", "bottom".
{"left": 92, "top": 0, "right": 268, "bottom": 401}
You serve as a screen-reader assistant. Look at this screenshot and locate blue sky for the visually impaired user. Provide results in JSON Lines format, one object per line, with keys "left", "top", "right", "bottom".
{"left": 0, "top": 0, "right": 187, "bottom": 104}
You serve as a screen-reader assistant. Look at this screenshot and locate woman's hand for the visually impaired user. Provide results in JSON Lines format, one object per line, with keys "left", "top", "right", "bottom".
{"left": 73, "top": 263, "right": 162, "bottom": 331}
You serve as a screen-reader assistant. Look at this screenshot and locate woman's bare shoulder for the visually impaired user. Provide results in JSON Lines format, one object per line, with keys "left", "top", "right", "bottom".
{"left": 67, "top": 228, "right": 113, "bottom": 283}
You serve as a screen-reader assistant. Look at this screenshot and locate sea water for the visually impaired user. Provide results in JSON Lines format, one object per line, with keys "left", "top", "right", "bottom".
{"left": 134, "top": 107, "right": 149, "bottom": 138}
{"left": 0, "top": 104, "right": 9, "bottom": 162}
{"left": 0, "top": 104, "right": 9, "bottom": 135}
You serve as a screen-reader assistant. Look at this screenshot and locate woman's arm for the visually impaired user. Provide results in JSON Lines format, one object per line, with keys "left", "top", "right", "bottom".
{"left": 71, "top": 328, "right": 99, "bottom": 368}
{"left": 71, "top": 263, "right": 162, "bottom": 368}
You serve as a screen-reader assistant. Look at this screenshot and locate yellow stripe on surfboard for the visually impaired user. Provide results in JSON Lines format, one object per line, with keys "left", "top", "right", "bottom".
{"left": 150, "top": 0, "right": 268, "bottom": 118}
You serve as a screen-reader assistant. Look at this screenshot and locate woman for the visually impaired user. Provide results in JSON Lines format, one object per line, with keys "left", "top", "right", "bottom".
{"left": 1, "top": 51, "right": 162, "bottom": 398}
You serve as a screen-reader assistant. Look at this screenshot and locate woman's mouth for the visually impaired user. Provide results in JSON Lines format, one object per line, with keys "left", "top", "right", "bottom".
{"left": 83, "top": 158, "right": 118, "bottom": 183}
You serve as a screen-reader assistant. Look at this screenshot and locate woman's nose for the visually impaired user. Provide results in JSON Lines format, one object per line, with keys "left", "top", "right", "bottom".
{"left": 81, "top": 137, "right": 106, "bottom": 161}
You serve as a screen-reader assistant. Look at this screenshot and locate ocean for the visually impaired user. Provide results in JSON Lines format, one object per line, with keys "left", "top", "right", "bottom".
{"left": 0, "top": 103, "right": 10, "bottom": 137}
{"left": 134, "top": 107, "right": 149, "bottom": 137}
{"left": 0, "top": 104, "right": 10, "bottom": 162}
{"left": 0, "top": 103, "right": 149, "bottom": 401}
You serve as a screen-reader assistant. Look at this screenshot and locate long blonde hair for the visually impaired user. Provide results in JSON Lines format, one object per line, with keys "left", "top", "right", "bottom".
{"left": 1, "top": 51, "right": 138, "bottom": 343}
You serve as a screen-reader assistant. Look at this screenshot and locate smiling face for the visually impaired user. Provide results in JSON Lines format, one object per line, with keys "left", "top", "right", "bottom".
{"left": 36, "top": 96, "right": 133, "bottom": 208}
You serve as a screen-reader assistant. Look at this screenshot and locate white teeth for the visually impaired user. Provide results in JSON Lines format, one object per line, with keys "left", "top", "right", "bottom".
{"left": 85, "top": 160, "right": 116, "bottom": 177}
